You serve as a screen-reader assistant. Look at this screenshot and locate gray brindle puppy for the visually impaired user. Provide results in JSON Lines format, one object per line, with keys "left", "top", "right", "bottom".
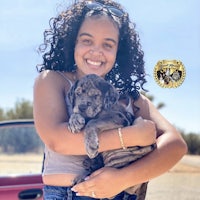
{"left": 67, "top": 74, "right": 156, "bottom": 199}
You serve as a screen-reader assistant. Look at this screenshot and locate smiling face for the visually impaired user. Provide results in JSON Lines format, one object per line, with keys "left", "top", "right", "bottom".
{"left": 74, "top": 15, "right": 119, "bottom": 78}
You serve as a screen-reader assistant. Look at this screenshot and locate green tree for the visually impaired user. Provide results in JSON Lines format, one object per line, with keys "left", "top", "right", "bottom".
{"left": 0, "top": 108, "right": 5, "bottom": 121}
{"left": 182, "top": 132, "right": 200, "bottom": 155}
{"left": 3, "top": 99, "right": 33, "bottom": 120}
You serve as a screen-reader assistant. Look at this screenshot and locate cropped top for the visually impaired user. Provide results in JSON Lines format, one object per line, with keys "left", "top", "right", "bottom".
{"left": 42, "top": 72, "right": 134, "bottom": 176}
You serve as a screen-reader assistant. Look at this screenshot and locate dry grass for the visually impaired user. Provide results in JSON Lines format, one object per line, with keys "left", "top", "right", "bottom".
{"left": 0, "top": 153, "right": 43, "bottom": 175}
{"left": 0, "top": 154, "right": 199, "bottom": 199}
{"left": 146, "top": 155, "right": 200, "bottom": 200}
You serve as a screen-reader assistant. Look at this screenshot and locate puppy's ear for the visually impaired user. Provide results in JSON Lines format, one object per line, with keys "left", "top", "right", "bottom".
{"left": 103, "top": 84, "right": 119, "bottom": 109}
{"left": 94, "top": 77, "right": 119, "bottom": 108}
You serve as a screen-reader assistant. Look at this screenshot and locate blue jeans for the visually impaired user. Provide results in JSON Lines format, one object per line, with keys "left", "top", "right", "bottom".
{"left": 43, "top": 185, "right": 137, "bottom": 200}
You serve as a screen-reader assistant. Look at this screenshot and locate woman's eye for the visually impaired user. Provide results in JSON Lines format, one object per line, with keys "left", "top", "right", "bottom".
{"left": 103, "top": 43, "right": 113, "bottom": 50}
{"left": 82, "top": 39, "right": 92, "bottom": 46}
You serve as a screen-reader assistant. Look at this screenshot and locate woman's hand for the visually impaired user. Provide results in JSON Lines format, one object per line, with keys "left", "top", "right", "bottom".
{"left": 131, "top": 117, "right": 157, "bottom": 146}
{"left": 71, "top": 167, "right": 126, "bottom": 199}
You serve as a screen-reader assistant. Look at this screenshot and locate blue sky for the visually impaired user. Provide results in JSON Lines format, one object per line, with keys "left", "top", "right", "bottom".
{"left": 0, "top": 0, "right": 199, "bottom": 134}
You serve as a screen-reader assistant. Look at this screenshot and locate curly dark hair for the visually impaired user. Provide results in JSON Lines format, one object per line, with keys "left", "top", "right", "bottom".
{"left": 37, "top": 0, "right": 147, "bottom": 100}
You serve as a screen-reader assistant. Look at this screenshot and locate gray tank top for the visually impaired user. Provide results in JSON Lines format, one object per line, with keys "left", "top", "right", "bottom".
{"left": 43, "top": 72, "right": 88, "bottom": 176}
{"left": 42, "top": 72, "right": 134, "bottom": 176}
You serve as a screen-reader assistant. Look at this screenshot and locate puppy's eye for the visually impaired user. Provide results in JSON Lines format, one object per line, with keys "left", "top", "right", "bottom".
{"left": 76, "top": 91, "right": 81, "bottom": 96}
{"left": 87, "top": 102, "right": 92, "bottom": 106}
{"left": 93, "top": 94, "right": 99, "bottom": 99}
{"left": 75, "top": 87, "right": 82, "bottom": 96}
{"left": 110, "top": 97, "right": 116, "bottom": 102}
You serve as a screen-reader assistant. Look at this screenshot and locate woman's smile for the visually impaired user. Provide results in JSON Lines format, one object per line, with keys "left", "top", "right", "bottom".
{"left": 86, "top": 58, "right": 104, "bottom": 68}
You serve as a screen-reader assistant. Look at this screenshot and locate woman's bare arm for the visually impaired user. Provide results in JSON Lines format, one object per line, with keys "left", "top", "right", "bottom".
{"left": 120, "top": 94, "right": 187, "bottom": 187}
{"left": 34, "top": 70, "right": 86, "bottom": 155}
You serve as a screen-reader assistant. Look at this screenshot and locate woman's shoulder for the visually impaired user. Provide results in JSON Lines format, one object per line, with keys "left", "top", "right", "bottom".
{"left": 34, "top": 70, "right": 73, "bottom": 94}
{"left": 35, "top": 70, "right": 73, "bottom": 86}
{"left": 34, "top": 70, "right": 58, "bottom": 82}
{"left": 131, "top": 93, "right": 149, "bottom": 106}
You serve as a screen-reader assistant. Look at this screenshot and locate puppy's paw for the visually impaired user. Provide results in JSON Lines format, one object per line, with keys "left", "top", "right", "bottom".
{"left": 86, "top": 142, "right": 99, "bottom": 159}
{"left": 86, "top": 143, "right": 99, "bottom": 159}
{"left": 84, "top": 128, "right": 99, "bottom": 158}
{"left": 68, "top": 113, "right": 85, "bottom": 133}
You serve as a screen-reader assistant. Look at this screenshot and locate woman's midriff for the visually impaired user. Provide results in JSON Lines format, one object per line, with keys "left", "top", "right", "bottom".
{"left": 43, "top": 173, "right": 78, "bottom": 186}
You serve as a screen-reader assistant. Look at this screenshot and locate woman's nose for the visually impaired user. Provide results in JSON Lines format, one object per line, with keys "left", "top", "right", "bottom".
{"left": 89, "top": 47, "right": 103, "bottom": 55}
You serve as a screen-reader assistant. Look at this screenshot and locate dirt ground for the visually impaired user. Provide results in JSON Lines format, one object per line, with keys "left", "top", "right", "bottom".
{"left": 146, "top": 155, "right": 200, "bottom": 200}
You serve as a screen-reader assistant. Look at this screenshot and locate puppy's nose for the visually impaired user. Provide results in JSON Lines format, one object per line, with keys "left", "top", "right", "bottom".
{"left": 78, "top": 104, "right": 87, "bottom": 112}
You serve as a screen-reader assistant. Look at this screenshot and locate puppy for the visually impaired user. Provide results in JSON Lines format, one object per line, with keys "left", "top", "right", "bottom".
{"left": 67, "top": 74, "right": 156, "bottom": 198}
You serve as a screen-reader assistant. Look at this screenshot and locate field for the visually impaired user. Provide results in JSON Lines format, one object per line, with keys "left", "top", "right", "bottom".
{"left": 0, "top": 154, "right": 200, "bottom": 199}
{"left": 0, "top": 153, "right": 43, "bottom": 175}
{"left": 146, "top": 155, "right": 200, "bottom": 200}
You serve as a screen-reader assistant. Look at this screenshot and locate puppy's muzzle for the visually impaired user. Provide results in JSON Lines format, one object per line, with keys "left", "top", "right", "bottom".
{"left": 78, "top": 104, "right": 88, "bottom": 113}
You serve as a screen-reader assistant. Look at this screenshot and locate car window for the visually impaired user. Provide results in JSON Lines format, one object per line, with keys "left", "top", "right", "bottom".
{"left": 0, "top": 122, "right": 44, "bottom": 176}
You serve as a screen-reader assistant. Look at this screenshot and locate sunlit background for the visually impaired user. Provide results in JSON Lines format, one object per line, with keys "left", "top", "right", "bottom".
{"left": 0, "top": 0, "right": 199, "bottom": 134}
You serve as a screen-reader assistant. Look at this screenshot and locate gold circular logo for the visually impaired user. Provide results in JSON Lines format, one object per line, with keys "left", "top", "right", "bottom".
{"left": 153, "top": 60, "right": 186, "bottom": 88}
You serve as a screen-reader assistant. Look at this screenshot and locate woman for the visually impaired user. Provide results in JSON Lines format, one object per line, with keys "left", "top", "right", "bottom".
{"left": 33, "top": 0, "right": 187, "bottom": 199}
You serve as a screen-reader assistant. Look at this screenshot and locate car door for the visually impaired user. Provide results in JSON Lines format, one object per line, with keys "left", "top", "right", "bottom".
{"left": 0, "top": 120, "right": 44, "bottom": 200}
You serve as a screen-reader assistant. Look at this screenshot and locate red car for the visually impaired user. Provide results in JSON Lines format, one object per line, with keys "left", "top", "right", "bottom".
{"left": 0, "top": 120, "right": 44, "bottom": 200}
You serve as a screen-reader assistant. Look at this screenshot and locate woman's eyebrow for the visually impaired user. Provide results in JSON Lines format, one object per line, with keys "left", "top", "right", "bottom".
{"left": 79, "top": 33, "right": 92, "bottom": 38}
{"left": 78, "top": 32, "right": 117, "bottom": 44}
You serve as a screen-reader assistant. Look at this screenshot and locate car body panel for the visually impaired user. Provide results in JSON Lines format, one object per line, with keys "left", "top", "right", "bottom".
{"left": 0, "top": 120, "right": 44, "bottom": 200}
{"left": 0, "top": 175, "right": 43, "bottom": 200}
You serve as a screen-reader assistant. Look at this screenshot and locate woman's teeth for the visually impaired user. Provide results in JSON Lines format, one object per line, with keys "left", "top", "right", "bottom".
{"left": 87, "top": 59, "right": 102, "bottom": 66}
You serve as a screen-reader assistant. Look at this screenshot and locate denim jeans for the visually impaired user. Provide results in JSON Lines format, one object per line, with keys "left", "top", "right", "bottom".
{"left": 43, "top": 185, "right": 137, "bottom": 200}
